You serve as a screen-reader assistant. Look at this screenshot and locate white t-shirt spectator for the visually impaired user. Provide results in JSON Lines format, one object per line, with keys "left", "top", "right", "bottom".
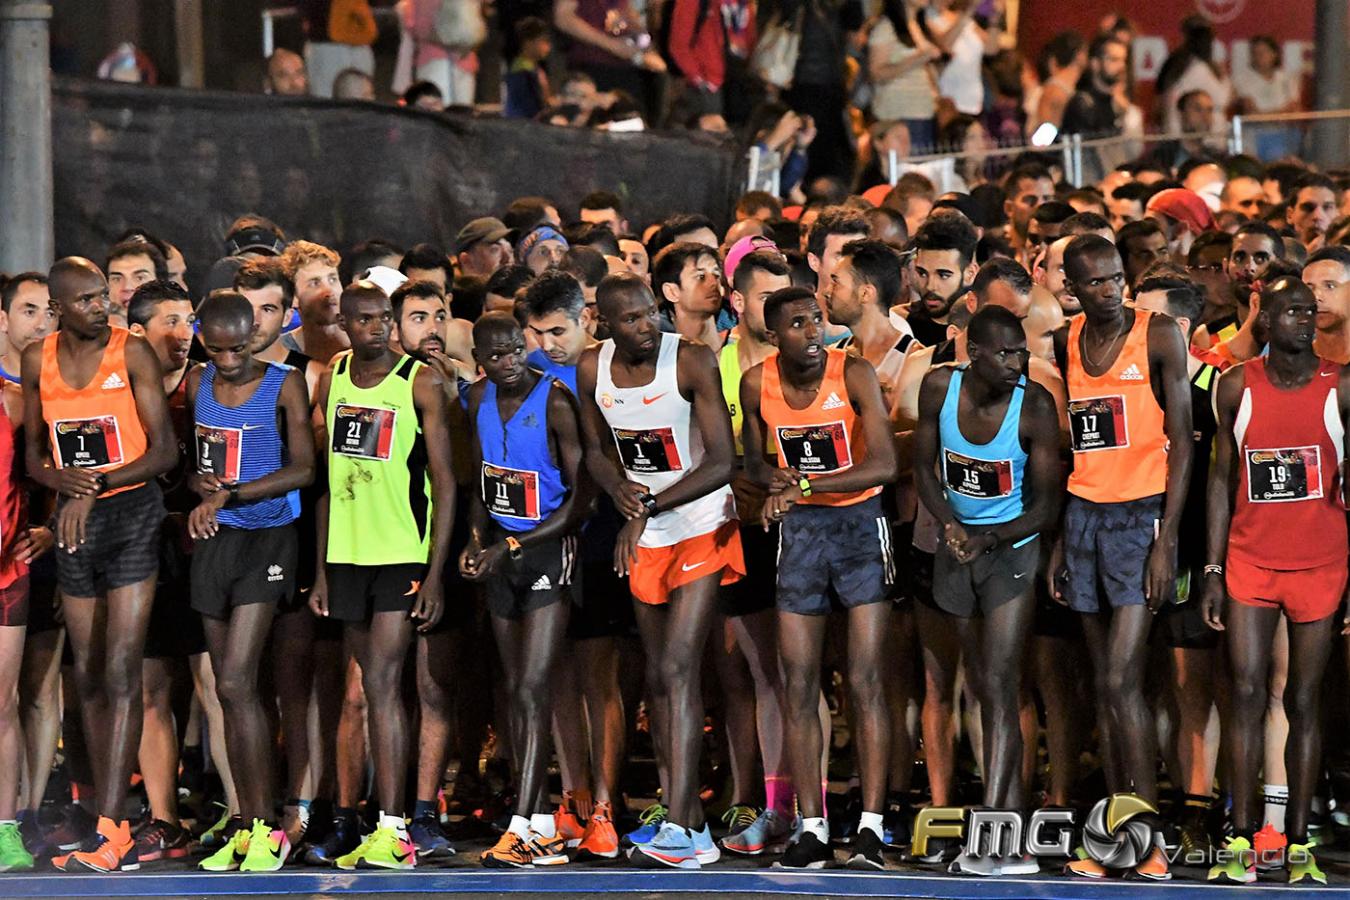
{"left": 925, "top": 9, "right": 984, "bottom": 115}
{"left": 1233, "top": 66, "right": 1299, "bottom": 113}
{"left": 1163, "top": 58, "right": 1232, "bottom": 133}
{"left": 868, "top": 17, "right": 936, "bottom": 121}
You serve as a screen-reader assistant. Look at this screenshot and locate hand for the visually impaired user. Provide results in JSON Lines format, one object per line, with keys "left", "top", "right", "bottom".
{"left": 56, "top": 495, "right": 96, "bottom": 553}
{"left": 424, "top": 348, "right": 460, "bottom": 384}
{"left": 795, "top": 115, "right": 817, "bottom": 149}
{"left": 614, "top": 516, "right": 646, "bottom": 576}
{"left": 761, "top": 483, "right": 802, "bottom": 528}
{"left": 1145, "top": 536, "right": 1177, "bottom": 612}
{"left": 12, "top": 526, "right": 54, "bottom": 564}
{"left": 308, "top": 570, "right": 330, "bottom": 618}
{"left": 57, "top": 467, "right": 102, "bottom": 499}
{"left": 411, "top": 574, "right": 444, "bottom": 632}
{"left": 1202, "top": 571, "right": 1227, "bottom": 631}
{"left": 766, "top": 111, "right": 802, "bottom": 150}
{"left": 458, "top": 536, "right": 484, "bottom": 579}
{"left": 1046, "top": 535, "right": 1069, "bottom": 606}
{"left": 188, "top": 490, "right": 230, "bottom": 540}
{"left": 467, "top": 541, "right": 509, "bottom": 581}
{"left": 639, "top": 50, "right": 666, "bottom": 73}
{"left": 768, "top": 467, "right": 801, "bottom": 495}
{"left": 944, "top": 522, "right": 994, "bottom": 564}
{"left": 190, "top": 471, "right": 224, "bottom": 499}
{"left": 613, "top": 480, "right": 651, "bottom": 520}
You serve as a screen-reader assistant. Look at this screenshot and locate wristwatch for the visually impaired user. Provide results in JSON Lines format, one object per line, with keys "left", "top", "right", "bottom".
{"left": 798, "top": 476, "right": 812, "bottom": 499}
{"left": 92, "top": 472, "right": 107, "bottom": 495}
{"left": 506, "top": 536, "right": 524, "bottom": 561}
{"left": 226, "top": 483, "right": 241, "bottom": 505}
{"left": 641, "top": 494, "right": 659, "bottom": 517}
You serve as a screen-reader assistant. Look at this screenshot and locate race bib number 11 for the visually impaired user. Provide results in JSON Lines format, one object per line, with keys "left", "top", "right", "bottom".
{"left": 482, "top": 463, "right": 541, "bottom": 521}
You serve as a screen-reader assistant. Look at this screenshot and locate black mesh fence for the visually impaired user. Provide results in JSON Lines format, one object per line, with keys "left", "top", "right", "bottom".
{"left": 53, "top": 77, "right": 742, "bottom": 289}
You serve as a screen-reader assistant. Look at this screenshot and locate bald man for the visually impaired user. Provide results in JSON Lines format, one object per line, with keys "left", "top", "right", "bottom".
{"left": 266, "top": 49, "right": 309, "bottom": 96}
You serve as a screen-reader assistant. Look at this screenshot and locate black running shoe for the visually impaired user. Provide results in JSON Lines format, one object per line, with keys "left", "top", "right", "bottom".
{"left": 846, "top": 828, "right": 886, "bottom": 870}
{"left": 774, "top": 831, "right": 832, "bottom": 869}
{"left": 304, "top": 815, "right": 360, "bottom": 866}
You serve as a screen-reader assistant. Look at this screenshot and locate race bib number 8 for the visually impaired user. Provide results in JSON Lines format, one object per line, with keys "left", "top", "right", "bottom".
{"left": 1068, "top": 395, "right": 1129, "bottom": 452}
{"left": 776, "top": 421, "right": 851, "bottom": 474}
{"left": 196, "top": 424, "right": 242, "bottom": 482}
{"left": 332, "top": 405, "right": 397, "bottom": 460}
{"left": 943, "top": 449, "right": 1013, "bottom": 499}
{"left": 482, "top": 463, "right": 541, "bottom": 521}
{"left": 54, "top": 416, "right": 123, "bottom": 469}
{"left": 613, "top": 427, "right": 683, "bottom": 474}
{"left": 1246, "top": 446, "right": 1322, "bottom": 503}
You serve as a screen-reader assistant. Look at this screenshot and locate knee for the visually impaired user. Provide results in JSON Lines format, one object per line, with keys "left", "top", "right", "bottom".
{"left": 1283, "top": 683, "right": 1320, "bottom": 723}
{"left": 848, "top": 668, "right": 885, "bottom": 708}
{"left": 360, "top": 664, "right": 400, "bottom": 700}
{"left": 1230, "top": 671, "right": 1264, "bottom": 708}
{"left": 1101, "top": 665, "right": 1140, "bottom": 704}
{"left": 105, "top": 656, "right": 142, "bottom": 702}
{"left": 215, "top": 667, "right": 256, "bottom": 709}
{"left": 656, "top": 653, "right": 696, "bottom": 695}
{"left": 0, "top": 686, "right": 17, "bottom": 719}
{"left": 780, "top": 665, "right": 818, "bottom": 712}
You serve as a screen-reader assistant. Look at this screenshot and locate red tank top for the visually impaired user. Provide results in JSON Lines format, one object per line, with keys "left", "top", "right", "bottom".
{"left": 0, "top": 406, "right": 26, "bottom": 589}
{"left": 1229, "top": 357, "right": 1347, "bottom": 570}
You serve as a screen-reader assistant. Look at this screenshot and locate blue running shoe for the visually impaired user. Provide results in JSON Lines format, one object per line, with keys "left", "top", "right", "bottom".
{"left": 634, "top": 822, "right": 699, "bottom": 869}
{"left": 722, "top": 809, "right": 794, "bottom": 856}
{"left": 692, "top": 824, "right": 720, "bottom": 865}
{"left": 622, "top": 803, "right": 667, "bottom": 848}
{"left": 409, "top": 813, "right": 455, "bottom": 860}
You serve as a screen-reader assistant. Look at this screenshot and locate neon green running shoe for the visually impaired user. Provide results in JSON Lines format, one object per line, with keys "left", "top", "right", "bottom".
{"left": 240, "top": 819, "right": 290, "bottom": 873}
{"left": 336, "top": 825, "right": 415, "bottom": 871}
{"left": 1288, "top": 843, "right": 1327, "bottom": 885}
{"left": 199, "top": 828, "right": 248, "bottom": 872}
{"left": 0, "top": 822, "right": 34, "bottom": 872}
{"left": 199, "top": 804, "right": 234, "bottom": 847}
{"left": 1207, "top": 835, "right": 1256, "bottom": 884}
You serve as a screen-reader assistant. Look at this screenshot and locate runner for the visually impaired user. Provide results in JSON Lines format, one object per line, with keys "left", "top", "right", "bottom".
{"left": 825, "top": 239, "right": 916, "bottom": 410}
{"left": 652, "top": 242, "right": 727, "bottom": 351}
{"left": 310, "top": 280, "right": 456, "bottom": 870}
{"left": 1302, "top": 246, "right": 1350, "bottom": 364}
{"left": 576, "top": 272, "right": 742, "bottom": 869}
{"left": 25, "top": 257, "right": 178, "bottom": 873}
{"left": 280, "top": 241, "right": 349, "bottom": 363}
{"left": 912, "top": 305, "right": 1062, "bottom": 876}
{"left": 464, "top": 312, "right": 586, "bottom": 867}
{"left": 1203, "top": 276, "right": 1348, "bottom": 886}
{"left": 186, "top": 291, "right": 314, "bottom": 873}
{"left": 740, "top": 286, "right": 898, "bottom": 870}
{"left": 1053, "top": 235, "right": 1193, "bottom": 881}
{"left": 909, "top": 214, "right": 981, "bottom": 348}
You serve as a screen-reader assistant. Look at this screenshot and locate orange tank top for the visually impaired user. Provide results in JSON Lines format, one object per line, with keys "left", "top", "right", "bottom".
{"left": 1065, "top": 308, "right": 1168, "bottom": 503}
{"left": 40, "top": 328, "right": 148, "bottom": 496}
{"left": 760, "top": 348, "right": 881, "bottom": 507}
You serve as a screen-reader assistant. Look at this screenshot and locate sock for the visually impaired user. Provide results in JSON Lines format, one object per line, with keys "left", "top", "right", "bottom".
{"left": 379, "top": 812, "right": 408, "bottom": 835}
{"left": 508, "top": 815, "right": 531, "bottom": 837}
{"left": 413, "top": 799, "right": 438, "bottom": 820}
{"left": 821, "top": 780, "right": 829, "bottom": 816}
{"left": 803, "top": 816, "right": 828, "bottom": 842}
{"left": 765, "top": 775, "right": 795, "bottom": 817}
{"left": 1263, "top": 784, "right": 1289, "bottom": 833}
{"left": 858, "top": 811, "right": 883, "bottom": 840}
{"left": 530, "top": 813, "right": 557, "bottom": 838}
{"left": 0, "top": 819, "right": 15, "bottom": 826}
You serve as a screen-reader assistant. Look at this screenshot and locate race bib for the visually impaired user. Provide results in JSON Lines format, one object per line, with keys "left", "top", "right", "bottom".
{"left": 943, "top": 449, "right": 1013, "bottom": 499}
{"left": 482, "top": 463, "right": 541, "bottom": 521}
{"left": 612, "top": 427, "right": 682, "bottom": 474}
{"left": 53, "top": 416, "right": 123, "bottom": 469}
{"left": 1068, "top": 395, "right": 1129, "bottom": 452}
{"left": 776, "top": 421, "right": 851, "bottom": 474}
{"left": 332, "top": 405, "right": 397, "bottom": 460}
{"left": 196, "top": 424, "right": 242, "bottom": 482}
{"left": 1246, "top": 446, "right": 1322, "bottom": 503}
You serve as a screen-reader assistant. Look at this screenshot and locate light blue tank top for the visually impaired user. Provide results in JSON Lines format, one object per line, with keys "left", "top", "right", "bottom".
{"left": 477, "top": 373, "right": 568, "bottom": 533}
{"left": 937, "top": 367, "right": 1030, "bottom": 530}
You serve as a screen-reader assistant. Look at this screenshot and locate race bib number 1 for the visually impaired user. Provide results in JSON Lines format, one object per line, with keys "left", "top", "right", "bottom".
{"left": 1068, "top": 395, "right": 1129, "bottom": 452}
{"left": 776, "top": 421, "right": 851, "bottom": 474}
{"left": 943, "top": 450, "right": 1013, "bottom": 499}
{"left": 196, "top": 424, "right": 242, "bottom": 482}
{"left": 53, "top": 416, "right": 123, "bottom": 469}
{"left": 1246, "top": 446, "right": 1321, "bottom": 503}
{"left": 332, "top": 405, "right": 397, "bottom": 460}
{"left": 613, "top": 427, "right": 683, "bottom": 474}
{"left": 482, "top": 463, "right": 541, "bottom": 521}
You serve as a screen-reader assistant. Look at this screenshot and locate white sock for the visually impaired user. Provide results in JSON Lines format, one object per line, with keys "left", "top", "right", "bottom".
{"left": 509, "top": 815, "right": 531, "bottom": 837}
{"left": 1263, "top": 784, "right": 1289, "bottom": 833}
{"left": 379, "top": 812, "right": 408, "bottom": 835}
{"left": 530, "top": 813, "right": 557, "bottom": 838}
{"left": 858, "top": 811, "right": 884, "bottom": 840}
{"left": 803, "top": 816, "right": 828, "bottom": 842}
{"left": 0, "top": 819, "right": 15, "bottom": 826}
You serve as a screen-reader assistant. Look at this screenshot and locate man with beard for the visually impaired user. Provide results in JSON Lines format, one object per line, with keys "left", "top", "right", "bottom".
{"left": 652, "top": 243, "right": 727, "bottom": 351}
{"left": 910, "top": 213, "right": 980, "bottom": 347}
{"left": 1186, "top": 231, "right": 1234, "bottom": 327}
{"left": 1038, "top": 235, "right": 1078, "bottom": 315}
{"left": 1021, "top": 202, "right": 1076, "bottom": 273}
{"left": 280, "top": 242, "right": 348, "bottom": 364}
{"left": 1002, "top": 166, "right": 1056, "bottom": 261}
{"left": 1192, "top": 222, "right": 1286, "bottom": 353}
{"left": 826, "top": 240, "right": 914, "bottom": 408}
{"left": 1287, "top": 174, "right": 1339, "bottom": 253}
{"left": 805, "top": 207, "right": 869, "bottom": 345}
{"left": 1116, "top": 220, "right": 1170, "bottom": 294}
{"left": 1303, "top": 246, "right": 1350, "bottom": 364}
{"left": 1061, "top": 35, "right": 1129, "bottom": 184}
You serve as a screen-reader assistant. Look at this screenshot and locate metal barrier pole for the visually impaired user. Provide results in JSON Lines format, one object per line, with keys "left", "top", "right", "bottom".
{"left": 888, "top": 149, "right": 898, "bottom": 186}
{"left": 1070, "top": 133, "right": 1083, "bottom": 187}
{"left": 262, "top": 9, "right": 274, "bottom": 58}
{"left": 1230, "top": 116, "right": 1244, "bottom": 156}
{"left": 0, "top": 1, "right": 53, "bottom": 271}
{"left": 1314, "top": 0, "right": 1349, "bottom": 169}
{"left": 747, "top": 145, "right": 760, "bottom": 194}
{"left": 1060, "top": 139, "right": 1073, "bottom": 186}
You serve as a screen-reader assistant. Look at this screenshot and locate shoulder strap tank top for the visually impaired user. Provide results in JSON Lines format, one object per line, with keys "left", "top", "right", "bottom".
{"left": 477, "top": 374, "right": 568, "bottom": 533}
{"left": 937, "top": 367, "right": 1029, "bottom": 526}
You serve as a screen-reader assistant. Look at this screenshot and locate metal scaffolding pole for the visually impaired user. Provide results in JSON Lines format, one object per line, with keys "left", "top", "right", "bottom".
{"left": 1313, "top": 0, "right": 1350, "bottom": 169}
{"left": 0, "top": 1, "right": 52, "bottom": 272}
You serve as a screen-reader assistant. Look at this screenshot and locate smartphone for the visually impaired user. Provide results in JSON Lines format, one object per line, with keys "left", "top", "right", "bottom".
{"left": 1030, "top": 122, "right": 1058, "bottom": 147}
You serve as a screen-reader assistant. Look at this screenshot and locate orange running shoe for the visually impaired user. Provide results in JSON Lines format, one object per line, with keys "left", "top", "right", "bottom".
{"left": 67, "top": 817, "right": 139, "bottom": 873}
{"left": 1253, "top": 823, "right": 1287, "bottom": 871}
{"left": 1133, "top": 845, "right": 1172, "bottom": 881}
{"left": 1065, "top": 853, "right": 1107, "bottom": 879}
{"left": 555, "top": 798, "right": 586, "bottom": 849}
{"left": 577, "top": 802, "right": 620, "bottom": 860}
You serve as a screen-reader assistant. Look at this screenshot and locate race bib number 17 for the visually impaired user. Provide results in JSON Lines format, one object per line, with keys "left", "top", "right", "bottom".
{"left": 1068, "top": 395, "right": 1129, "bottom": 452}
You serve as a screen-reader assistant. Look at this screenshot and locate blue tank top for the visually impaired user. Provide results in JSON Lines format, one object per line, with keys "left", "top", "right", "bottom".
{"left": 476, "top": 373, "right": 568, "bottom": 533}
{"left": 937, "top": 367, "right": 1030, "bottom": 531}
{"left": 527, "top": 349, "right": 578, "bottom": 395}
{"left": 194, "top": 361, "right": 300, "bottom": 529}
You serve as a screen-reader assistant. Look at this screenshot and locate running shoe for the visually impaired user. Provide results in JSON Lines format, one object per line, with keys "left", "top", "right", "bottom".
{"left": 1207, "top": 835, "right": 1256, "bottom": 884}
{"left": 1176, "top": 808, "right": 1212, "bottom": 863}
{"left": 576, "top": 802, "right": 620, "bottom": 860}
{"left": 66, "top": 817, "right": 139, "bottom": 873}
{"left": 481, "top": 829, "right": 567, "bottom": 867}
{"left": 304, "top": 813, "right": 361, "bottom": 866}
{"left": 720, "top": 804, "right": 758, "bottom": 837}
{"left": 846, "top": 828, "right": 885, "bottom": 871}
{"left": 1253, "top": 822, "right": 1287, "bottom": 871}
{"left": 623, "top": 802, "right": 667, "bottom": 848}
{"left": 199, "top": 828, "right": 249, "bottom": 872}
{"left": 634, "top": 822, "right": 699, "bottom": 869}
{"left": 948, "top": 849, "right": 999, "bottom": 876}
{"left": 1065, "top": 847, "right": 1107, "bottom": 879}
{"left": 555, "top": 801, "right": 586, "bottom": 849}
{"left": 774, "top": 830, "right": 832, "bottom": 869}
{"left": 134, "top": 818, "right": 192, "bottom": 862}
{"left": 722, "top": 808, "right": 794, "bottom": 856}
{"left": 882, "top": 796, "right": 912, "bottom": 849}
{"left": 998, "top": 854, "right": 1041, "bottom": 875}
{"left": 409, "top": 813, "right": 456, "bottom": 859}
{"left": 907, "top": 834, "right": 961, "bottom": 864}
{"left": 16, "top": 811, "right": 51, "bottom": 861}
{"left": 240, "top": 819, "right": 290, "bottom": 873}
{"left": 1132, "top": 845, "right": 1172, "bottom": 880}
{"left": 198, "top": 804, "right": 234, "bottom": 848}
{"left": 692, "top": 824, "right": 720, "bottom": 866}
{"left": 46, "top": 803, "right": 96, "bottom": 852}
{"left": 528, "top": 831, "right": 568, "bottom": 866}
{"left": 1288, "top": 843, "right": 1326, "bottom": 885}
{"left": 336, "top": 824, "right": 416, "bottom": 871}
{"left": 0, "top": 821, "right": 34, "bottom": 872}
{"left": 282, "top": 801, "right": 311, "bottom": 849}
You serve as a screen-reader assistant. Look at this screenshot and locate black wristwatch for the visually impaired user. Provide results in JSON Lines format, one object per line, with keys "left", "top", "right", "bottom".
{"left": 226, "top": 483, "right": 241, "bottom": 505}
{"left": 641, "top": 494, "right": 659, "bottom": 517}
{"left": 92, "top": 472, "right": 107, "bottom": 495}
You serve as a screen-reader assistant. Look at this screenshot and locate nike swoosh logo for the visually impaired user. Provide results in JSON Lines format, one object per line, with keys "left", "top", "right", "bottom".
{"left": 681, "top": 561, "right": 707, "bottom": 572}
{"left": 404, "top": 580, "right": 422, "bottom": 596}
{"left": 1013, "top": 572, "right": 1025, "bottom": 579}
{"left": 643, "top": 393, "right": 667, "bottom": 405}
{"left": 392, "top": 851, "right": 410, "bottom": 863}
{"left": 1321, "top": 371, "right": 1335, "bottom": 377}
{"left": 239, "top": 424, "right": 264, "bottom": 430}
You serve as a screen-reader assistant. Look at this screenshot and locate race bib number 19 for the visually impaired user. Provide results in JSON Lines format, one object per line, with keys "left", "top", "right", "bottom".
{"left": 1246, "top": 446, "right": 1321, "bottom": 503}
{"left": 776, "top": 421, "right": 851, "bottom": 474}
{"left": 333, "top": 405, "right": 397, "bottom": 460}
{"left": 1068, "top": 395, "right": 1129, "bottom": 452}
{"left": 482, "top": 463, "right": 541, "bottom": 521}
{"left": 613, "top": 427, "right": 683, "bottom": 474}
{"left": 196, "top": 424, "right": 242, "bottom": 482}
{"left": 53, "top": 416, "right": 123, "bottom": 469}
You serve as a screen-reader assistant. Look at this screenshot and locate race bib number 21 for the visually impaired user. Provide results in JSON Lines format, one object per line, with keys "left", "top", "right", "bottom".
{"left": 332, "top": 405, "right": 397, "bottom": 460}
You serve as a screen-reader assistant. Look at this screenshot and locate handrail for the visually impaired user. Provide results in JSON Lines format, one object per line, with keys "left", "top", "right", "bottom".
{"left": 261, "top": 4, "right": 401, "bottom": 58}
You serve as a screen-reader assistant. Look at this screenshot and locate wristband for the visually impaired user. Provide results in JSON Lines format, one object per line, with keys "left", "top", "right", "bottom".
{"left": 641, "top": 493, "right": 659, "bottom": 516}
{"left": 1203, "top": 564, "right": 1224, "bottom": 577}
{"left": 227, "top": 483, "right": 241, "bottom": 505}
{"left": 798, "top": 476, "right": 812, "bottom": 498}
{"left": 506, "top": 536, "right": 524, "bottom": 560}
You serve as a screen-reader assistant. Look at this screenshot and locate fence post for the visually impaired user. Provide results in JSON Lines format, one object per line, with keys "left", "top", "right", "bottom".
{"left": 888, "top": 149, "right": 898, "bottom": 186}
{"left": 0, "top": 1, "right": 53, "bottom": 272}
{"left": 262, "top": 9, "right": 274, "bottom": 59}
{"left": 1230, "top": 116, "right": 1244, "bottom": 156}
{"left": 1060, "top": 139, "right": 1073, "bottom": 186}
{"left": 1069, "top": 133, "right": 1084, "bottom": 187}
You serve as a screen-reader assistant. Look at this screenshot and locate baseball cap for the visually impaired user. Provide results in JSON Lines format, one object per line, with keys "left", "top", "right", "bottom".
{"left": 224, "top": 225, "right": 286, "bottom": 257}
{"left": 1146, "top": 188, "right": 1216, "bottom": 235}
{"left": 724, "top": 235, "right": 779, "bottom": 285}
{"left": 455, "top": 217, "right": 512, "bottom": 254}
